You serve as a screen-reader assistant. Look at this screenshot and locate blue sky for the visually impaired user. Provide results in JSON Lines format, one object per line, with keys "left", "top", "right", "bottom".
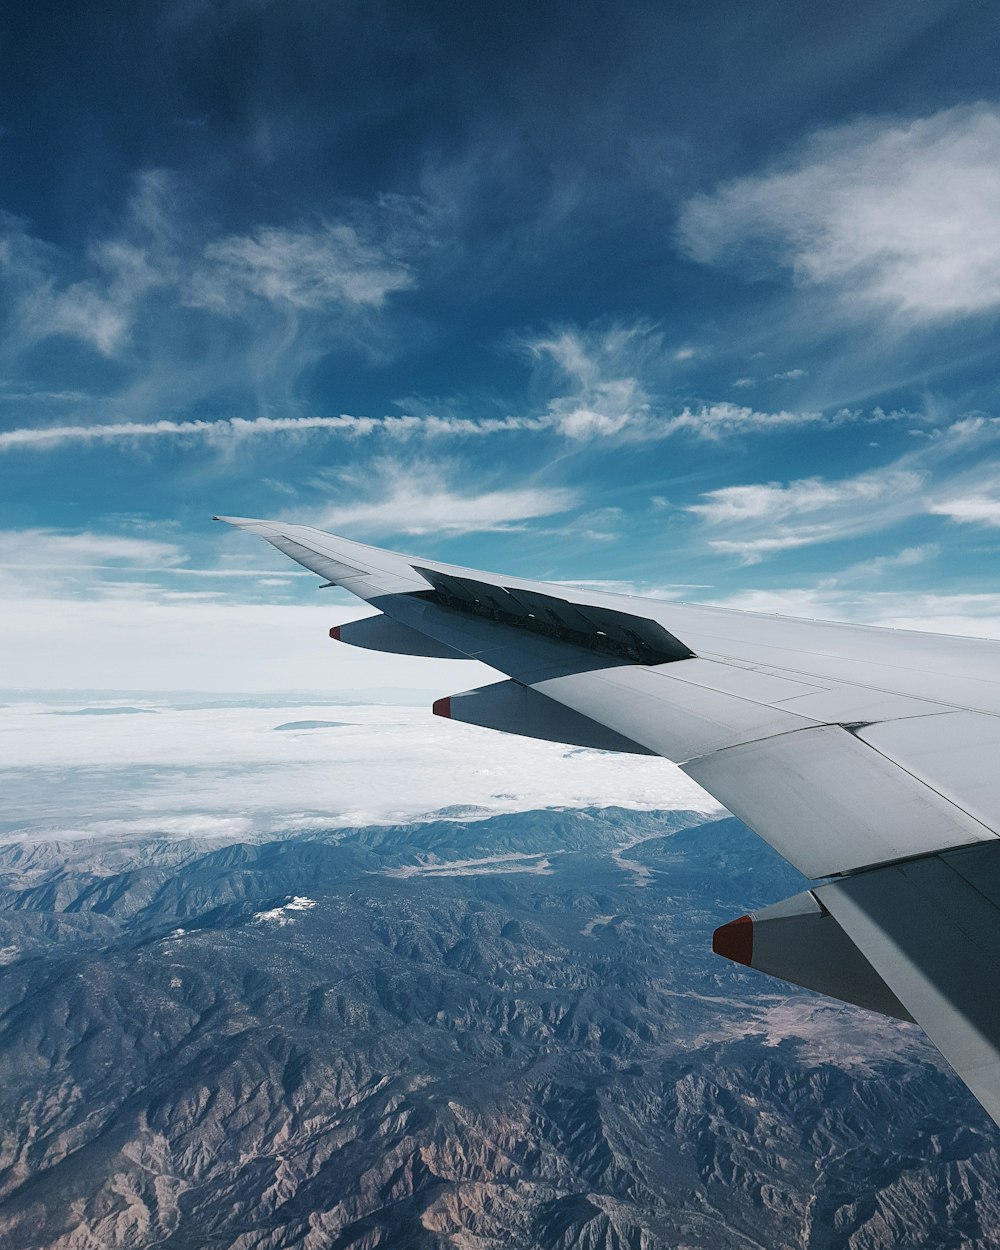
{"left": 3, "top": 0, "right": 1000, "bottom": 689}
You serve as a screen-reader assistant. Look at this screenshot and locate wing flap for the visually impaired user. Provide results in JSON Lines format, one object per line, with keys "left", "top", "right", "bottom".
{"left": 683, "top": 724, "right": 996, "bottom": 878}
{"left": 768, "top": 685, "right": 947, "bottom": 725}
{"left": 535, "top": 664, "right": 819, "bottom": 762}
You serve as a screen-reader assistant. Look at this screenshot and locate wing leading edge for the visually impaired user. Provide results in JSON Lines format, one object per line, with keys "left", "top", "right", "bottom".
{"left": 217, "top": 515, "right": 1000, "bottom": 1126}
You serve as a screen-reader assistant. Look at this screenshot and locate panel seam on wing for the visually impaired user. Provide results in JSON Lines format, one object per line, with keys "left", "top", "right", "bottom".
{"left": 857, "top": 725, "right": 1000, "bottom": 837}
{"left": 684, "top": 722, "right": 1000, "bottom": 840}
{"left": 697, "top": 649, "right": 1000, "bottom": 719}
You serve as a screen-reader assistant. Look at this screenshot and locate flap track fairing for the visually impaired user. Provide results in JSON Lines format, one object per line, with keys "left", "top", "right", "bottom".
{"left": 713, "top": 889, "right": 912, "bottom": 1021}
{"left": 331, "top": 614, "right": 468, "bottom": 660}
{"left": 434, "top": 678, "right": 655, "bottom": 754}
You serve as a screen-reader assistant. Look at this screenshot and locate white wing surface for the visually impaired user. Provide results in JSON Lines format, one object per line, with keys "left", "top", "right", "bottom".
{"left": 218, "top": 516, "right": 1000, "bottom": 1125}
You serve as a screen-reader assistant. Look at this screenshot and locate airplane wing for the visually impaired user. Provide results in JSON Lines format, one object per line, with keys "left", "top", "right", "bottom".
{"left": 217, "top": 515, "right": 1000, "bottom": 1125}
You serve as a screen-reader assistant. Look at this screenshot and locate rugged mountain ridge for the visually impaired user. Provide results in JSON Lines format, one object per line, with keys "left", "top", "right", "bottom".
{"left": 0, "top": 808, "right": 996, "bottom": 1248}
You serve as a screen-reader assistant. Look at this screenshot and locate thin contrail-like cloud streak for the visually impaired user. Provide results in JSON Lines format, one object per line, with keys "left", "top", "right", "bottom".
{"left": 0, "top": 413, "right": 545, "bottom": 451}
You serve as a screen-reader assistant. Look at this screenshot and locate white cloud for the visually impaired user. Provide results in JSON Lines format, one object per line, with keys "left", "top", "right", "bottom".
{"left": 0, "top": 415, "right": 372, "bottom": 452}
{"left": 560, "top": 507, "right": 624, "bottom": 543}
{"left": 0, "top": 173, "right": 422, "bottom": 377}
{"left": 709, "top": 585, "right": 1000, "bottom": 643}
{"left": 867, "top": 594, "right": 1000, "bottom": 638}
{"left": 706, "top": 534, "right": 824, "bottom": 561}
{"left": 0, "top": 412, "right": 548, "bottom": 453}
{"left": 684, "top": 417, "right": 1000, "bottom": 562}
{"left": 527, "top": 324, "right": 656, "bottom": 439}
{"left": 0, "top": 399, "right": 894, "bottom": 457}
{"left": 0, "top": 594, "right": 488, "bottom": 692}
{"left": 668, "top": 403, "right": 832, "bottom": 437}
{"left": 930, "top": 495, "right": 1000, "bottom": 526}
{"left": 1, "top": 698, "right": 717, "bottom": 840}
{"left": 521, "top": 323, "right": 845, "bottom": 441}
{"left": 688, "top": 470, "right": 929, "bottom": 563}
{"left": 0, "top": 402, "right": 841, "bottom": 454}
{"left": 0, "top": 293, "right": 894, "bottom": 456}
{"left": 689, "top": 472, "right": 923, "bottom": 526}
{"left": 0, "top": 528, "right": 213, "bottom": 609}
{"left": 191, "top": 222, "right": 414, "bottom": 310}
{"left": 678, "top": 104, "right": 1000, "bottom": 320}
{"left": 0, "top": 529, "right": 187, "bottom": 570}
{"left": 312, "top": 462, "right": 580, "bottom": 536}
{"left": 842, "top": 544, "right": 939, "bottom": 578}
{"left": 4, "top": 172, "right": 179, "bottom": 358}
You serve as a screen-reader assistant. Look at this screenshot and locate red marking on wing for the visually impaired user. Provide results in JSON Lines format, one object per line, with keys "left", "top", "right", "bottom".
{"left": 432, "top": 696, "right": 452, "bottom": 719}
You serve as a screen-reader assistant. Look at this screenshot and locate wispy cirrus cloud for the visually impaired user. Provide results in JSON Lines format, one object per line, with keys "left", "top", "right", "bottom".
{"left": 310, "top": 460, "right": 580, "bottom": 536}
{"left": 703, "top": 536, "right": 1000, "bottom": 642}
{"left": 525, "top": 323, "right": 821, "bottom": 440}
{"left": 689, "top": 471, "right": 924, "bottom": 563}
{"left": 929, "top": 495, "right": 1000, "bottom": 526}
{"left": 188, "top": 221, "right": 415, "bottom": 311}
{"left": 678, "top": 104, "right": 1000, "bottom": 321}
{"left": 689, "top": 472, "right": 924, "bottom": 527}
{"left": 709, "top": 583, "right": 1000, "bottom": 641}
{"left": 0, "top": 528, "right": 191, "bottom": 603}
{"left": 518, "top": 321, "right": 899, "bottom": 442}
{"left": 0, "top": 525, "right": 324, "bottom": 607}
{"left": 525, "top": 323, "right": 659, "bottom": 438}
{"left": 686, "top": 416, "right": 1000, "bottom": 563}
{"left": 0, "top": 529, "right": 187, "bottom": 569}
{"left": 2, "top": 172, "right": 180, "bottom": 359}
{"left": 0, "top": 172, "right": 433, "bottom": 431}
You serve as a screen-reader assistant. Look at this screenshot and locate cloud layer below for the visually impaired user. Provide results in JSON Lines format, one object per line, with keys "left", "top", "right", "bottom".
{"left": 1, "top": 698, "right": 716, "bottom": 840}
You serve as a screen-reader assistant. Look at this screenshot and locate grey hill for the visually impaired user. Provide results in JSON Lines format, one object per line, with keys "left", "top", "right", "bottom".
{"left": 0, "top": 807, "right": 997, "bottom": 1249}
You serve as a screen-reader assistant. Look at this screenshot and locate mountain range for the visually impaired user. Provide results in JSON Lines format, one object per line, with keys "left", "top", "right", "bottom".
{"left": 0, "top": 805, "right": 997, "bottom": 1248}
